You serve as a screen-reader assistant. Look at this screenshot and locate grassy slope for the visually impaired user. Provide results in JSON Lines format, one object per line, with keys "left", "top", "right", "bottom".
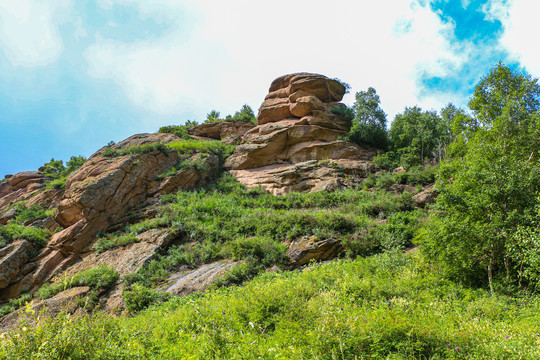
{"left": 2, "top": 253, "right": 540, "bottom": 359}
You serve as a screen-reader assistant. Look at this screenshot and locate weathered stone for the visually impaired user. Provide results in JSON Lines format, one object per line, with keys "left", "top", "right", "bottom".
{"left": 257, "top": 97, "right": 293, "bottom": 125}
{"left": 226, "top": 73, "right": 377, "bottom": 195}
{"left": 3, "top": 133, "right": 220, "bottom": 298}
{"left": 160, "top": 260, "right": 237, "bottom": 296}
{"left": 289, "top": 96, "right": 324, "bottom": 117}
{"left": 286, "top": 236, "right": 342, "bottom": 268}
{"left": 413, "top": 184, "right": 438, "bottom": 208}
{"left": 0, "top": 240, "right": 34, "bottom": 289}
{"left": 59, "top": 229, "right": 179, "bottom": 280}
{"left": 187, "top": 121, "right": 255, "bottom": 140}
{"left": 6, "top": 171, "right": 45, "bottom": 190}
{"left": 230, "top": 160, "right": 375, "bottom": 196}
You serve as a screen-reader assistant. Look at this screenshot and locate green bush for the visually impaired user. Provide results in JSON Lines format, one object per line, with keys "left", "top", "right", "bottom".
{"left": 0, "top": 223, "right": 50, "bottom": 248}
{"left": 158, "top": 125, "right": 192, "bottom": 139}
{"left": 123, "top": 283, "right": 172, "bottom": 313}
{"left": 13, "top": 204, "right": 47, "bottom": 224}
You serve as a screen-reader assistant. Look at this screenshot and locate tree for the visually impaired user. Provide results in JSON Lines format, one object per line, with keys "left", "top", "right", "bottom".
{"left": 206, "top": 110, "right": 221, "bottom": 122}
{"left": 389, "top": 106, "right": 443, "bottom": 166}
{"left": 226, "top": 104, "right": 256, "bottom": 124}
{"left": 419, "top": 63, "right": 540, "bottom": 293}
{"left": 347, "top": 87, "right": 389, "bottom": 150}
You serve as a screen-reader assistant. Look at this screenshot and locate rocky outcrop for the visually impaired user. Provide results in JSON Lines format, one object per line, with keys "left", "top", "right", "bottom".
{"left": 231, "top": 159, "right": 375, "bottom": 196}
{"left": 159, "top": 260, "right": 237, "bottom": 296}
{"left": 0, "top": 240, "right": 35, "bottom": 289}
{"left": 59, "top": 229, "right": 180, "bottom": 280}
{"left": 0, "top": 171, "right": 48, "bottom": 210}
{"left": 2, "top": 133, "right": 220, "bottom": 298}
{"left": 225, "top": 73, "right": 377, "bottom": 195}
{"left": 188, "top": 121, "right": 255, "bottom": 143}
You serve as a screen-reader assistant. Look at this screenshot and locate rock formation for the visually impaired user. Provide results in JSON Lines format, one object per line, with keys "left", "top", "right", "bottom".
{"left": 1, "top": 133, "right": 220, "bottom": 299}
{"left": 226, "top": 73, "right": 377, "bottom": 195}
{"left": 188, "top": 121, "right": 255, "bottom": 144}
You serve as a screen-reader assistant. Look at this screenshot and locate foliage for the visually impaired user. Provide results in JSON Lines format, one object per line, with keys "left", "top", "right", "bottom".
{"left": 94, "top": 233, "right": 140, "bottom": 253}
{"left": 123, "top": 283, "right": 172, "bottom": 313}
{"left": 34, "top": 266, "right": 118, "bottom": 300}
{"left": 166, "top": 139, "right": 236, "bottom": 162}
{"left": 158, "top": 125, "right": 191, "bottom": 139}
{"left": 346, "top": 87, "right": 389, "bottom": 149}
{"left": 0, "top": 223, "right": 50, "bottom": 248}
{"left": 5, "top": 253, "right": 540, "bottom": 359}
{"left": 206, "top": 110, "right": 221, "bottom": 122}
{"left": 40, "top": 155, "right": 86, "bottom": 189}
{"left": 224, "top": 104, "right": 256, "bottom": 124}
{"left": 420, "top": 63, "right": 540, "bottom": 293}
{"left": 128, "top": 173, "right": 418, "bottom": 286}
{"left": 204, "top": 105, "right": 257, "bottom": 124}
{"left": 508, "top": 199, "right": 540, "bottom": 288}
{"left": 12, "top": 203, "right": 47, "bottom": 225}
{"left": 102, "top": 143, "right": 169, "bottom": 157}
{"left": 330, "top": 105, "right": 354, "bottom": 121}
{"left": 389, "top": 106, "right": 447, "bottom": 166}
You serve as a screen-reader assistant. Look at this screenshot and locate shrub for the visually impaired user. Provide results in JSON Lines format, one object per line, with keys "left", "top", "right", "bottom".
{"left": 13, "top": 204, "right": 47, "bottom": 224}
{"left": 158, "top": 125, "right": 192, "bottom": 139}
{"left": 0, "top": 223, "right": 50, "bottom": 248}
{"left": 123, "top": 283, "right": 172, "bottom": 313}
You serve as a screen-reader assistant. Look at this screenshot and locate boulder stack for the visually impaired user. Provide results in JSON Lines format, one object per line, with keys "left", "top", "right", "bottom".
{"left": 226, "top": 73, "right": 377, "bottom": 195}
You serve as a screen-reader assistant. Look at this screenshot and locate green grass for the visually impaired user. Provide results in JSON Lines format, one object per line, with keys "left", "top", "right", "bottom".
{"left": 119, "top": 173, "right": 421, "bottom": 289}
{"left": 166, "top": 139, "right": 235, "bottom": 160}
{"left": 102, "top": 143, "right": 169, "bottom": 157}
{"left": 4, "top": 253, "right": 540, "bottom": 359}
{"left": 34, "top": 266, "right": 119, "bottom": 301}
{"left": 94, "top": 233, "right": 140, "bottom": 253}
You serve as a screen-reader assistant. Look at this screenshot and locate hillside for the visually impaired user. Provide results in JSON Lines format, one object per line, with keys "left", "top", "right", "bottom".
{"left": 0, "top": 67, "right": 539, "bottom": 359}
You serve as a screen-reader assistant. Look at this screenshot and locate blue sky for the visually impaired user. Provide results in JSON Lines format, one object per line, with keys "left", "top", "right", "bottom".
{"left": 0, "top": 0, "right": 538, "bottom": 177}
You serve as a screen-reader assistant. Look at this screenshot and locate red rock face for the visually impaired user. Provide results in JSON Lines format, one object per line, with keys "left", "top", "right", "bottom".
{"left": 225, "top": 73, "right": 378, "bottom": 195}
{"left": 1, "top": 133, "right": 221, "bottom": 299}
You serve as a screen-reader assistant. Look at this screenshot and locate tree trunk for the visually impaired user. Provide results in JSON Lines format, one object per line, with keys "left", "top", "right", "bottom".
{"left": 504, "top": 256, "right": 510, "bottom": 281}
{"left": 488, "top": 251, "right": 495, "bottom": 296}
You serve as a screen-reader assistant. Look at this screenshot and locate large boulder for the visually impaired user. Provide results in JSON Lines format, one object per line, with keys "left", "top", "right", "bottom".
{"left": 226, "top": 73, "right": 378, "bottom": 194}
{"left": 286, "top": 235, "right": 342, "bottom": 268}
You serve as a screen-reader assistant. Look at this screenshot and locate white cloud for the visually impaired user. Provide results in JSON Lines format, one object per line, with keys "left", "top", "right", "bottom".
{"left": 0, "top": 0, "right": 72, "bottom": 67}
{"left": 84, "top": 0, "right": 468, "bottom": 120}
{"left": 488, "top": 0, "right": 540, "bottom": 77}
